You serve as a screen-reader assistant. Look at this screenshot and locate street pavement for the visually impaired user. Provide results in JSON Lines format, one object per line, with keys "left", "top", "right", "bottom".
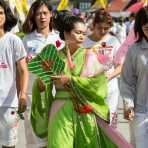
{"left": 116, "top": 97, "right": 130, "bottom": 142}
{"left": 16, "top": 97, "right": 131, "bottom": 148}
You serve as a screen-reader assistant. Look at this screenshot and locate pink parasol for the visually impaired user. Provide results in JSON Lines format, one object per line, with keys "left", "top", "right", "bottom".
{"left": 127, "top": 1, "right": 144, "bottom": 13}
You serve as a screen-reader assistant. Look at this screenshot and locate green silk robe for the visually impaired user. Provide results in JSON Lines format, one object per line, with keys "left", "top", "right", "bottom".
{"left": 48, "top": 48, "right": 118, "bottom": 148}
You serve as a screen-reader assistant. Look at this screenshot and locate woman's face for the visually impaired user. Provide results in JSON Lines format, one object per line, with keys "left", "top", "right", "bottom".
{"left": 142, "top": 23, "right": 148, "bottom": 39}
{"left": 93, "top": 22, "right": 110, "bottom": 39}
{"left": 35, "top": 4, "right": 52, "bottom": 30}
{"left": 0, "top": 6, "right": 5, "bottom": 30}
{"left": 65, "top": 22, "right": 87, "bottom": 47}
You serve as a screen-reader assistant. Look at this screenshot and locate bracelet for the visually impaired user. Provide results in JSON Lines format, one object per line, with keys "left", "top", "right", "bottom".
{"left": 20, "top": 91, "right": 27, "bottom": 95}
{"left": 19, "top": 91, "right": 28, "bottom": 98}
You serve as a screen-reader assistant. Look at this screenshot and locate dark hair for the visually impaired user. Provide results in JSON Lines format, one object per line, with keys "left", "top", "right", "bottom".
{"left": 52, "top": 10, "right": 72, "bottom": 31}
{"left": 22, "top": 0, "right": 52, "bottom": 33}
{"left": 93, "top": 8, "right": 112, "bottom": 27}
{"left": 57, "top": 15, "right": 85, "bottom": 40}
{"left": 134, "top": 6, "right": 148, "bottom": 42}
{"left": 130, "top": 12, "right": 136, "bottom": 18}
{"left": 0, "top": 0, "right": 17, "bottom": 31}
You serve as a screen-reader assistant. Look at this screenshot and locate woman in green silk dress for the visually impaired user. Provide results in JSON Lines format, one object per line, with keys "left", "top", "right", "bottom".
{"left": 47, "top": 15, "right": 118, "bottom": 148}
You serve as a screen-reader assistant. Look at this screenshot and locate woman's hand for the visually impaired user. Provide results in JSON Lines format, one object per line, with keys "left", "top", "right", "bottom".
{"left": 26, "top": 56, "right": 32, "bottom": 63}
{"left": 37, "top": 79, "right": 45, "bottom": 92}
{"left": 105, "top": 70, "right": 114, "bottom": 81}
{"left": 105, "top": 72, "right": 113, "bottom": 81}
{"left": 60, "top": 75, "right": 70, "bottom": 85}
{"left": 105, "top": 64, "right": 122, "bottom": 81}
{"left": 51, "top": 75, "right": 70, "bottom": 85}
{"left": 124, "top": 107, "right": 134, "bottom": 121}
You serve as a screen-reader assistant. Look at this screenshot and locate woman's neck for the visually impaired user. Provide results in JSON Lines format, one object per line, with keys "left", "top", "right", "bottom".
{"left": 0, "top": 29, "right": 5, "bottom": 38}
{"left": 37, "top": 27, "right": 51, "bottom": 37}
{"left": 89, "top": 33, "right": 103, "bottom": 42}
{"left": 67, "top": 44, "right": 79, "bottom": 55}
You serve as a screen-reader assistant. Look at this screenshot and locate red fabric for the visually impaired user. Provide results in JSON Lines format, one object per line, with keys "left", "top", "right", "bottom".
{"left": 127, "top": 2, "right": 144, "bottom": 13}
{"left": 108, "top": 0, "right": 129, "bottom": 11}
{"left": 55, "top": 40, "right": 62, "bottom": 48}
{"left": 75, "top": 104, "right": 93, "bottom": 113}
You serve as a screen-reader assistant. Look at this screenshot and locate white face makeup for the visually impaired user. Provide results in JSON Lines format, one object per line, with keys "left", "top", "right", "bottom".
{"left": 65, "top": 22, "right": 87, "bottom": 47}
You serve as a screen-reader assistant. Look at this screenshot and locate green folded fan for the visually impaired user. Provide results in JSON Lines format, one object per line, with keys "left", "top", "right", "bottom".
{"left": 28, "top": 44, "right": 65, "bottom": 84}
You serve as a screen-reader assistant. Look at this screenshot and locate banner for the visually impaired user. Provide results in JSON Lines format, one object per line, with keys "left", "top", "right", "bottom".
{"left": 57, "top": 0, "right": 69, "bottom": 10}
{"left": 92, "top": 0, "right": 108, "bottom": 9}
{"left": 8, "top": 0, "right": 33, "bottom": 23}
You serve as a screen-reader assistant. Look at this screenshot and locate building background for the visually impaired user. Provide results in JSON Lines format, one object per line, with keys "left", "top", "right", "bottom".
{"left": 51, "top": 0, "right": 92, "bottom": 11}
{"left": 72, "top": 0, "right": 92, "bottom": 11}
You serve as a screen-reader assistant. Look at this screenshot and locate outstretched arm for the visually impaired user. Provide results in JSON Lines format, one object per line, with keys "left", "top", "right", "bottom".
{"left": 17, "top": 57, "right": 29, "bottom": 113}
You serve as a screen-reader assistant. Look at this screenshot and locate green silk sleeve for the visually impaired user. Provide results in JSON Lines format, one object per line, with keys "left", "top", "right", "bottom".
{"left": 58, "top": 48, "right": 109, "bottom": 121}
{"left": 31, "top": 79, "right": 54, "bottom": 138}
{"left": 70, "top": 73, "right": 109, "bottom": 121}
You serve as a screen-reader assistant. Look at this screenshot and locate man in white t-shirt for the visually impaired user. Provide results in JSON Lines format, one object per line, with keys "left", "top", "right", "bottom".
{"left": 0, "top": 33, "right": 28, "bottom": 147}
{"left": 0, "top": 1, "right": 29, "bottom": 148}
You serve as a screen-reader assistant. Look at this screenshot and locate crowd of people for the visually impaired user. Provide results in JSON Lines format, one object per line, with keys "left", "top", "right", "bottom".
{"left": 0, "top": 0, "right": 148, "bottom": 148}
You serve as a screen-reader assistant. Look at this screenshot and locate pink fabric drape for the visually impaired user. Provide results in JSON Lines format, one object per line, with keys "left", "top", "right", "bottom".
{"left": 114, "top": 27, "right": 137, "bottom": 65}
{"left": 97, "top": 117, "right": 133, "bottom": 148}
{"left": 81, "top": 49, "right": 105, "bottom": 77}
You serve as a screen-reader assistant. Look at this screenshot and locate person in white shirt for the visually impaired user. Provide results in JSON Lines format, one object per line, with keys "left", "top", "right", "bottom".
{"left": 22, "top": 1, "right": 64, "bottom": 148}
{"left": 0, "top": 1, "right": 29, "bottom": 148}
{"left": 115, "top": 17, "right": 127, "bottom": 44}
{"left": 83, "top": 8, "right": 121, "bottom": 128}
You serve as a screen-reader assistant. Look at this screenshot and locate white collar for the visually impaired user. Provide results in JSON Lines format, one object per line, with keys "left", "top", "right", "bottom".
{"left": 33, "top": 30, "right": 56, "bottom": 37}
